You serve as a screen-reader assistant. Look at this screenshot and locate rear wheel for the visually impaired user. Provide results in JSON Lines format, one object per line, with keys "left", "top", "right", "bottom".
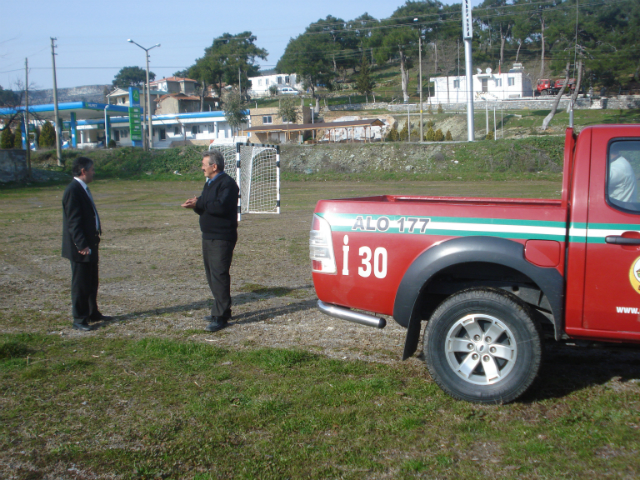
{"left": 424, "top": 288, "right": 541, "bottom": 404}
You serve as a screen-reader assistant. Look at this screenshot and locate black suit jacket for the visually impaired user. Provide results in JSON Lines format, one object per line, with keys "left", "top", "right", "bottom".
{"left": 62, "top": 179, "right": 100, "bottom": 263}
{"left": 194, "top": 172, "right": 239, "bottom": 242}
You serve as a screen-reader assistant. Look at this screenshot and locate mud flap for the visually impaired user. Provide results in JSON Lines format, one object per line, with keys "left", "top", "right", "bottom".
{"left": 402, "top": 312, "right": 423, "bottom": 360}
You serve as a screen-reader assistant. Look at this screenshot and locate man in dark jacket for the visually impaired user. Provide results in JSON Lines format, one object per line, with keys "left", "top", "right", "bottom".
{"left": 62, "top": 156, "right": 111, "bottom": 331}
{"left": 182, "top": 150, "right": 239, "bottom": 332}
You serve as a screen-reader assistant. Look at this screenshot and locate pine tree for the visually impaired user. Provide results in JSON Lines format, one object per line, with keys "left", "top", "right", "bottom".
{"left": 428, "top": 104, "right": 433, "bottom": 115}
{"left": 1, "top": 127, "right": 14, "bottom": 149}
{"left": 434, "top": 129, "right": 444, "bottom": 141}
{"left": 399, "top": 122, "right": 409, "bottom": 141}
{"left": 425, "top": 127, "right": 435, "bottom": 141}
{"left": 13, "top": 124, "right": 23, "bottom": 149}
{"left": 437, "top": 104, "right": 444, "bottom": 114}
{"left": 445, "top": 130, "right": 453, "bottom": 141}
{"left": 386, "top": 124, "right": 399, "bottom": 141}
{"left": 39, "top": 121, "right": 56, "bottom": 147}
{"left": 355, "top": 55, "right": 376, "bottom": 103}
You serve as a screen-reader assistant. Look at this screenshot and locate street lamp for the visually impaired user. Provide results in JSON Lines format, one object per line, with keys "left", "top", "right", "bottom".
{"left": 127, "top": 39, "right": 160, "bottom": 150}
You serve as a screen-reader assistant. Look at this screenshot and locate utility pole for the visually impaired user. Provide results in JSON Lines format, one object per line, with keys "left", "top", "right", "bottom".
{"left": 419, "top": 35, "right": 423, "bottom": 142}
{"left": 25, "top": 58, "right": 31, "bottom": 178}
{"left": 462, "top": 0, "right": 475, "bottom": 141}
{"left": 50, "top": 37, "right": 62, "bottom": 165}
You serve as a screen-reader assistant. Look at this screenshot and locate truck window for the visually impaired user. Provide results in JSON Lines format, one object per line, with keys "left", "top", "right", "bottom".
{"left": 607, "top": 140, "right": 640, "bottom": 211}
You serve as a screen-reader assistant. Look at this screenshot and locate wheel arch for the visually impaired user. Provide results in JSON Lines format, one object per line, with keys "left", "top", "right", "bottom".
{"left": 394, "top": 236, "right": 564, "bottom": 360}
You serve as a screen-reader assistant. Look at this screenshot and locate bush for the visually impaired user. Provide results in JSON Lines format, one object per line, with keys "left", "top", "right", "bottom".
{"left": 426, "top": 119, "right": 435, "bottom": 129}
{"left": 427, "top": 104, "right": 433, "bottom": 115}
{"left": 108, "top": 139, "right": 117, "bottom": 148}
{"left": 39, "top": 121, "right": 56, "bottom": 147}
{"left": 445, "top": 130, "right": 453, "bottom": 141}
{"left": 434, "top": 128, "right": 444, "bottom": 142}
{"left": 485, "top": 131, "right": 494, "bottom": 140}
{"left": 0, "top": 127, "right": 14, "bottom": 149}
{"left": 425, "top": 127, "right": 435, "bottom": 141}
{"left": 437, "top": 104, "right": 444, "bottom": 114}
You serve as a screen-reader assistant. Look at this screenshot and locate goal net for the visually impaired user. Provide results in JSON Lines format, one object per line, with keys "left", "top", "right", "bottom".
{"left": 208, "top": 142, "right": 280, "bottom": 218}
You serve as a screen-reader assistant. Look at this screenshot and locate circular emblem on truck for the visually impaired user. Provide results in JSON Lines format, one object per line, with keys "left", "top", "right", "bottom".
{"left": 628, "top": 256, "right": 640, "bottom": 293}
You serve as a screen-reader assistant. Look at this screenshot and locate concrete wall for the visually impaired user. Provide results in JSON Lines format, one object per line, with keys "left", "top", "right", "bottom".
{"left": 0, "top": 150, "right": 27, "bottom": 183}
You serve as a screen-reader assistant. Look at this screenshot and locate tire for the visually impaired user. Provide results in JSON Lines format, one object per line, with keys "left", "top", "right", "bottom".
{"left": 541, "top": 90, "right": 548, "bottom": 96}
{"left": 423, "top": 288, "right": 541, "bottom": 404}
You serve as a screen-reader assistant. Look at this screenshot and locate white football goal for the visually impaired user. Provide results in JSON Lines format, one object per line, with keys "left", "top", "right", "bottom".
{"left": 208, "top": 142, "right": 280, "bottom": 219}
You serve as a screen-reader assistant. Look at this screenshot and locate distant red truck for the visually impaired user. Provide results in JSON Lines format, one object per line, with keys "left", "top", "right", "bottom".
{"left": 310, "top": 125, "right": 640, "bottom": 404}
{"left": 536, "top": 78, "right": 576, "bottom": 96}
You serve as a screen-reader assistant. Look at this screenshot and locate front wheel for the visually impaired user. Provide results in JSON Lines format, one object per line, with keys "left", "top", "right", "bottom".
{"left": 424, "top": 288, "right": 541, "bottom": 404}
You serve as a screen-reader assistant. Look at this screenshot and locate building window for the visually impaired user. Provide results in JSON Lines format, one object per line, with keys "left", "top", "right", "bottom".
{"left": 258, "top": 79, "right": 262, "bottom": 86}
{"left": 495, "top": 79, "right": 502, "bottom": 87}
{"left": 158, "top": 128, "right": 166, "bottom": 140}
{"left": 508, "top": 77, "right": 515, "bottom": 86}
{"left": 453, "top": 79, "right": 460, "bottom": 89}
{"left": 263, "top": 116, "right": 273, "bottom": 124}
{"left": 174, "top": 126, "right": 181, "bottom": 135}
{"left": 191, "top": 125, "right": 199, "bottom": 135}
{"left": 277, "top": 77, "right": 283, "bottom": 84}
{"left": 114, "top": 130, "right": 120, "bottom": 141}
{"left": 285, "top": 76, "right": 289, "bottom": 84}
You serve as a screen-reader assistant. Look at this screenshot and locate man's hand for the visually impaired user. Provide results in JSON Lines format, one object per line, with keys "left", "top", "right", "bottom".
{"left": 181, "top": 196, "right": 198, "bottom": 209}
{"left": 78, "top": 247, "right": 90, "bottom": 255}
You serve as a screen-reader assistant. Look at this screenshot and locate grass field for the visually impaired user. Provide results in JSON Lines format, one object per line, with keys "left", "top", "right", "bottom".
{"left": 1, "top": 179, "right": 640, "bottom": 479}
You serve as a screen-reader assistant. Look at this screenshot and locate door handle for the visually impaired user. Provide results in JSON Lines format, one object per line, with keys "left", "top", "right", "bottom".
{"left": 605, "top": 235, "right": 640, "bottom": 245}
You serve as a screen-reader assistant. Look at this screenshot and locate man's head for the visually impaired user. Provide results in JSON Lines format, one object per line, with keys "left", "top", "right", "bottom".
{"left": 202, "top": 151, "right": 225, "bottom": 179}
{"left": 609, "top": 142, "right": 629, "bottom": 162}
{"left": 72, "top": 157, "right": 95, "bottom": 184}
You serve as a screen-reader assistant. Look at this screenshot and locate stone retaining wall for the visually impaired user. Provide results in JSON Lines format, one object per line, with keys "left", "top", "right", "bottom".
{"left": 0, "top": 150, "right": 27, "bottom": 183}
{"left": 328, "top": 95, "right": 640, "bottom": 113}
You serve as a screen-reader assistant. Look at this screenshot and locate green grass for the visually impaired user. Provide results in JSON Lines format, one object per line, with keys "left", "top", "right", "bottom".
{"left": 1, "top": 334, "right": 638, "bottom": 479}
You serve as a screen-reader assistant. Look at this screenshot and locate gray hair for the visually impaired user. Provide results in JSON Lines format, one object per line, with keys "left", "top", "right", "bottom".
{"left": 203, "top": 150, "right": 224, "bottom": 171}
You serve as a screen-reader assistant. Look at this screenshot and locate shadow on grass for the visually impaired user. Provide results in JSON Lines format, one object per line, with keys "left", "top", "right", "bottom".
{"left": 520, "top": 342, "right": 640, "bottom": 403}
{"left": 90, "top": 287, "right": 317, "bottom": 330}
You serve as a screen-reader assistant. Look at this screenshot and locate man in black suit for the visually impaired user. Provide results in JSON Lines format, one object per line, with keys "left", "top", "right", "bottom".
{"left": 182, "top": 150, "right": 239, "bottom": 332}
{"left": 62, "top": 156, "right": 111, "bottom": 331}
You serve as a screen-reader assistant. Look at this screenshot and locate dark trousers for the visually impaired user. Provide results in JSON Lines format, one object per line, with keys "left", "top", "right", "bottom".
{"left": 202, "top": 239, "right": 235, "bottom": 318}
{"left": 70, "top": 252, "right": 99, "bottom": 322}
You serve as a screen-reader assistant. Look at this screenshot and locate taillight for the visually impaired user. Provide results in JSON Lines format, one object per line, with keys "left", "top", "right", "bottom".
{"left": 309, "top": 214, "right": 337, "bottom": 274}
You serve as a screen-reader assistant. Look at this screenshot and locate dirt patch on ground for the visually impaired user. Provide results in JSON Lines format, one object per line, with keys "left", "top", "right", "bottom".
{"left": 0, "top": 180, "right": 412, "bottom": 367}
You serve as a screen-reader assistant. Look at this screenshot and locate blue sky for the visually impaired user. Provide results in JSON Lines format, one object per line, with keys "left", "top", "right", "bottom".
{"left": 1, "top": 0, "right": 476, "bottom": 91}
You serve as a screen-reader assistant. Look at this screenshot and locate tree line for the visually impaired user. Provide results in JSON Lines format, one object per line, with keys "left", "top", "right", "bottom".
{"left": 106, "top": 0, "right": 638, "bottom": 106}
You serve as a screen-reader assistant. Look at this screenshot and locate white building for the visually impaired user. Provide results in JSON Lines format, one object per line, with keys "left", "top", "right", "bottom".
{"left": 430, "top": 65, "right": 533, "bottom": 104}
{"left": 74, "top": 111, "right": 249, "bottom": 149}
{"left": 248, "top": 73, "right": 300, "bottom": 97}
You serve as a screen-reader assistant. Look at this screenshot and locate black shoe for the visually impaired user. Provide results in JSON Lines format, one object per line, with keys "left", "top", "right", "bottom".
{"left": 90, "top": 313, "right": 113, "bottom": 321}
{"left": 205, "top": 317, "right": 228, "bottom": 332}
{"left": 72, "top": 321, "right": 92, "bottom": 331}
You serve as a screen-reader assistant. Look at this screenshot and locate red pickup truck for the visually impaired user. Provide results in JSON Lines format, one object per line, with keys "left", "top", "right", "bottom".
{"left": 310, "top": 125, "right": 640, "bottom": 404}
